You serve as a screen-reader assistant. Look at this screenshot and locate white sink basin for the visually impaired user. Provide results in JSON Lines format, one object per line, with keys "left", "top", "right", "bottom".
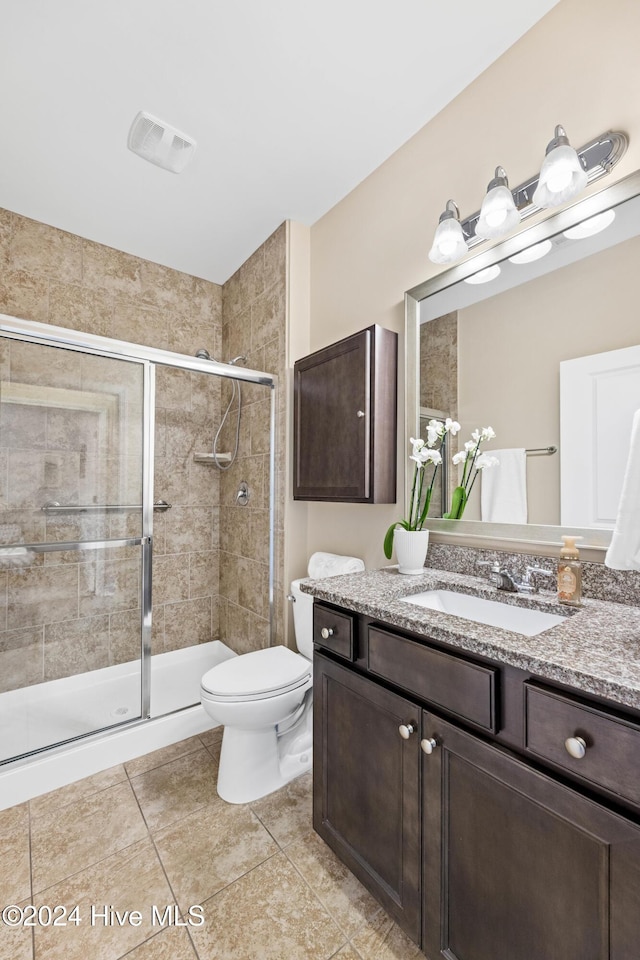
{"left": 400, "top": 589, "right": 566, "bottom": 637}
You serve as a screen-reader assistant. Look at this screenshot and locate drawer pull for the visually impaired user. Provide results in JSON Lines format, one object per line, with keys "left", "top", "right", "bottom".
{"left": 421, "top": 737, "right": 438, "bottom": 755}
{"left": 399, "top": 723, "right": 416, "bottom": 739}
{"left": 564, "top": 736, "right": 587, "bottom": 759}
{"left": 320, "top": 627, "right": 335, "bottom": 640}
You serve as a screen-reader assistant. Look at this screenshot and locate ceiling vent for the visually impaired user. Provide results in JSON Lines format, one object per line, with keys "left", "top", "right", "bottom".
{"left": 127, "top": 111, "right": 196, "bottom": 173}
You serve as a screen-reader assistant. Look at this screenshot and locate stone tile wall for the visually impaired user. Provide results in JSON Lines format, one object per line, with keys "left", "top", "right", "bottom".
{"left": 219, "top": 224, "right": 287, "bottom": 653}
{"left": 0, "top": 209, "right": 224, "bottom": 690}
{"left": 420, "top": 311, "right": 458, "bottom": 513}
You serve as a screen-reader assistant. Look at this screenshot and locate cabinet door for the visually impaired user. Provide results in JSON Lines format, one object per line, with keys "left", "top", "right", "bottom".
{"left": 293, "top": 325, "right": 397, "bottom": 502}
{"left": 314, "top": 653, "right": 421, "bottom": 944}
{"left": 422, "top": 710, "right": 640, "bottom": 960}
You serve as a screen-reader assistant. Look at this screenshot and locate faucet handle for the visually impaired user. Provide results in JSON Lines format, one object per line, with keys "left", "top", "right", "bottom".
{"left": 524, "top": 565, "right": 554, "bottom": 590}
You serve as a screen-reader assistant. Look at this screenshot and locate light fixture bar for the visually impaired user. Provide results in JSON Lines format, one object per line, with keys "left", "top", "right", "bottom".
{"left": 460, "top": 130, "right": 627, "bottom": 247}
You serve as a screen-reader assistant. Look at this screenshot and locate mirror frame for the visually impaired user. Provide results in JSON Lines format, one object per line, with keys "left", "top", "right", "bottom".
{"left": 405, "top": 167, "right": 640, "bottom": 562}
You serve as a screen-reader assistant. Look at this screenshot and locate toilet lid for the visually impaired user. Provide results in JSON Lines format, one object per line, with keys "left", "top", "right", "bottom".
{"left": 201, "top": 645, "right": 311, "bottom": 699}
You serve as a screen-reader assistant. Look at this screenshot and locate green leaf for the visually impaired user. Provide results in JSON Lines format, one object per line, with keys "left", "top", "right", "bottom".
{"left": 443, "top": 486, "right": 467, "bottom": 520}
{"left": 383, "top": 520, "right": 409, "bottom": 559}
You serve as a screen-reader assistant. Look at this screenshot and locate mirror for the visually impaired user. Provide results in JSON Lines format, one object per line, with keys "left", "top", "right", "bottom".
{"left": 405, "top": 168, "right": 640, "bottom": 556}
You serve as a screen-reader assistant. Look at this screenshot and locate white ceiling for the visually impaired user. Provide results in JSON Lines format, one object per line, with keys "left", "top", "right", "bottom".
{"left": 1, "top": 0, "right": 560, "bottom": 284}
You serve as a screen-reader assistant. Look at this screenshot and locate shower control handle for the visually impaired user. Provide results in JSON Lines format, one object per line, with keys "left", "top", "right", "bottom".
{"left": 320, "top": 627, "right": 334, "bottom": 640}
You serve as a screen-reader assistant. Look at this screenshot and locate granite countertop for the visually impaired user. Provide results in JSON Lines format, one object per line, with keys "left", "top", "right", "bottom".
{"left": 301, "top": 567, "right": 640, "bottom": 711}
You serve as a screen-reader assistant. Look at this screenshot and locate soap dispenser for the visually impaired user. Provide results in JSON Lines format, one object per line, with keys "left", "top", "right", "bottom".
{"left": 557, "top": 536, "right": 583, "bottom": 606}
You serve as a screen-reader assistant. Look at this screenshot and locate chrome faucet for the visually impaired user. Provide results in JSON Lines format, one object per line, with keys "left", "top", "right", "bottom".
{"left": 478, "top": 561, "right": 554, "bottom": 594}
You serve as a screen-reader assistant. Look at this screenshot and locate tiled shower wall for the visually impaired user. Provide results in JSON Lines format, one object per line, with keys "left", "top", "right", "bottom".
{"left": 219, "top": 224, "right": 287, "bottom": 654}
{"left": 420, "top": 311, "right": 458, "bottom": 515}
{"left": 0, "top": 209, "right": 228, "bottom": 690}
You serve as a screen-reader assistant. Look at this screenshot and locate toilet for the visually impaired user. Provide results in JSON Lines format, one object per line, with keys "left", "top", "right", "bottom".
{"left": 200, "top": 578, "right": 314, "bottom": 804}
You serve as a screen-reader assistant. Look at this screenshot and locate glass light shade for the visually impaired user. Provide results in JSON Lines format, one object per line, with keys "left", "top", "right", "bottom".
{"left": 428, "top": 217, "right": 468, "bottom": 264}
{"left": 533, "top": 144, "right": 588, "bottom": 208}
{"left": 463, "top": 264, "right": 501, "bottom": 285}
{"left": 475, "top": 185, "right": 521, "bottom": 239}
{"left": 508, "top": 240, "right": 553, "bottom": 264}
{"left": 563, "top": 208, "right": 616, "bottom": 239}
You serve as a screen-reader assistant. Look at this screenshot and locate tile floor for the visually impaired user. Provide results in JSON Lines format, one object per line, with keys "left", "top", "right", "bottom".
{"left": 1, "top": 729, "right": 423, "bottom": 960}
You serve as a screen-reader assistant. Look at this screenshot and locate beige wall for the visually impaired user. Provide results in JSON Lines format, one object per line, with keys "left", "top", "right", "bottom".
{"left": 457, "top": 234, "right": 640, "bottom": 522}
{"left": 307, "top": 0, "right": 640, "bottom": 569}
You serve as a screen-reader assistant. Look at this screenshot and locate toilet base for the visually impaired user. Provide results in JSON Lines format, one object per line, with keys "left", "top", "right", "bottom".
{"left": 217, "top": 722, "right": 312, "bottom": 804}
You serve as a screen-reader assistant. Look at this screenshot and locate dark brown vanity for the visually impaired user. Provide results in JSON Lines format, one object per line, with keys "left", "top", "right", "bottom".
{"left": 309, "top": 572, "right": 640, "bottom": 960}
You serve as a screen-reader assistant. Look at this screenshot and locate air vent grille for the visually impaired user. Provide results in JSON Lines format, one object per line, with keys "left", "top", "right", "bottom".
{"left": 127, "top": 111, "right": 196, "bottom": 173}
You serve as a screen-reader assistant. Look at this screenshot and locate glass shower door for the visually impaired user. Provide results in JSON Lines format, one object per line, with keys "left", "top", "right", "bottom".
{"left": 0, "top": 337, "right": 150, "bottom": 763}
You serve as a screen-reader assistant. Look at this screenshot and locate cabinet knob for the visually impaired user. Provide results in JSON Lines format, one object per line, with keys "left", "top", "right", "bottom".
{"left": 320, "top": 627, "right": 334, "bottom": 640}
{"left": 356, "top": 410, "right": 366, "bottom": 418}
{"left": 399, "top": 723, "right": 416, "bottom": 739}
{"left": 564, "top": 736, "right": 587, "bottom": 759}
{"left": 420, "top": 737, "right": 438, "bottom": 755}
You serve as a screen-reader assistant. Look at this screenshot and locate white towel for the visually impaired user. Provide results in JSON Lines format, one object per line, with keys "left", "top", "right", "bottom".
{"left": 605, "top": 409, "right": 640, "bottom": 571}
{"left": 480, "top": 448, "right": 528, "bottom": 524}
{"left": 307, "top": 552, "right": 365, "bottom": 579}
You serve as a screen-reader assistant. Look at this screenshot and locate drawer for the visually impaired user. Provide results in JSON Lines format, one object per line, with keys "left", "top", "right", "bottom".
{"left": 313, "top": 603, "right": 355, "bottom": 661}
{"left": 525, "top": 684, "right": 640, "bottom": 806}
{"left": 367, "top": 626, "right": 497, "bottom": 732}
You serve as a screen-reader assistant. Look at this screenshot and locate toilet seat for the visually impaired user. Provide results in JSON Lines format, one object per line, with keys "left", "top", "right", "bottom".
{"left": 201, "top": 645, "right": 311, "bottom": 702}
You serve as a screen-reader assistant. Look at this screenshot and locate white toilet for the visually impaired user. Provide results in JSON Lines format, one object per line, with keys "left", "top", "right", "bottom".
{"left": 200, "top": 578, "right": 314, "bottom": 804}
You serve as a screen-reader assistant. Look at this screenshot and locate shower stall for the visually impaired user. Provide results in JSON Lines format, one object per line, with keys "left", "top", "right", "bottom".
{"left": 0, "top": 314, "right": 276, "bottom": 807}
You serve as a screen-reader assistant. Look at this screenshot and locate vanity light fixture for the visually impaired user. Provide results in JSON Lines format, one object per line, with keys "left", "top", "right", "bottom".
{"left": 508, "top": 239, "right": 553, "bottom": 264}
{"left": 427, "top": 128, "right": 627, "bottom": 264}
{"left": 428, "top": 200, "right": 469, "bottom": 264}
{"left": 563, "top": 208, "right": 616, "bottom": 240}
{"left": 463, "top": 264, "right": 501, "bottom": 285}
{"left": 532, "top": 125, "right": 588, "bottom": 209}
{"left": 475, "top": 167, "right": 521, "bottom": 239}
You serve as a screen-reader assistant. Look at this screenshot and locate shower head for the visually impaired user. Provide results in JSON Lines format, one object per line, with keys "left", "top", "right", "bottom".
{"left": 195, "top": 349, "right": 246, "bottom": 366}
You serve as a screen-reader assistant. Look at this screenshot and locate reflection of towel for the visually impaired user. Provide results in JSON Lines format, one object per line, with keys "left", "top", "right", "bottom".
{"left": 605, "top": 409, "right": 640, "bottom": 571}
{"left": 307, "top": 552, "right": 365, "bottom": 579}
{"left": 481, "top": 448, "right": 528, "bottom": 524}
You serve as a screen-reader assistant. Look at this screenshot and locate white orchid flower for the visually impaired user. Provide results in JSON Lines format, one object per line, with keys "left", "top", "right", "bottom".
{"left": 426, "top": 420, "right": 444, "bottom": 446}
{"left": 464, "top": 439, "right": 477, "bottom": 452}
{"left": 445, "top": 418, "right": 461, "bottom": 435}
{"left": 481, "top": 426, "right": 496, "bottom": 441}
{"left": 423, "top": 449, "right": 443, "bottom": 466}
{"left": 452, "top": 450, "right": 469, "bottom": 465}
{"left": 409, "top": 438, "right": 430, "bottom": 467}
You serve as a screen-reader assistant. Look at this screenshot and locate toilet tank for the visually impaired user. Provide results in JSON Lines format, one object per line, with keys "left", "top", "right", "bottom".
{"left": 290, "top": 578, "right": 314, "bottom": 659}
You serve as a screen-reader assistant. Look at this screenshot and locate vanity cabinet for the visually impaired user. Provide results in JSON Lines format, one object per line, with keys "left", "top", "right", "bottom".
{"left": 313, "top": 600, "right": 640, "bottom": 959}
{"left": 293, "top": 325, "right": 397, "bottom": 502}
{"left": 313, "top": 652, "right": 422, "bottom": 941}
{"left": 422, "top": 710, "right": 640, "bottom": 960}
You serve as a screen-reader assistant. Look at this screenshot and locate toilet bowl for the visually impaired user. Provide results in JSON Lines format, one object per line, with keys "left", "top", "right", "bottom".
{"left": 200, "top": 578, "right": 314, "bottom": 803}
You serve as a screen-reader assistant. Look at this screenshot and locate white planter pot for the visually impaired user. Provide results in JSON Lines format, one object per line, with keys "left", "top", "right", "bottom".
{"left": 394, "top": 528, "right": 429, "bottom": 575}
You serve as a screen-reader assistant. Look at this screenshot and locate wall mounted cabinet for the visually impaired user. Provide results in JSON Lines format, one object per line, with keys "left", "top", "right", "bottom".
{"left": 293, "top": 325, "right": 397, "bottom": 502}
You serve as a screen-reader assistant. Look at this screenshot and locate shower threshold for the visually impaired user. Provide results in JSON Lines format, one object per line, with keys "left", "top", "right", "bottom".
{"left": 0, "top": 640, "right": 235, "bottom": 808}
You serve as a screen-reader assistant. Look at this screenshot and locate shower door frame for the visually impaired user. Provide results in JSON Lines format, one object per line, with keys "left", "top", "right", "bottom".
{"left": 0, "top": 313, "right": 277, "bottom": 760}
